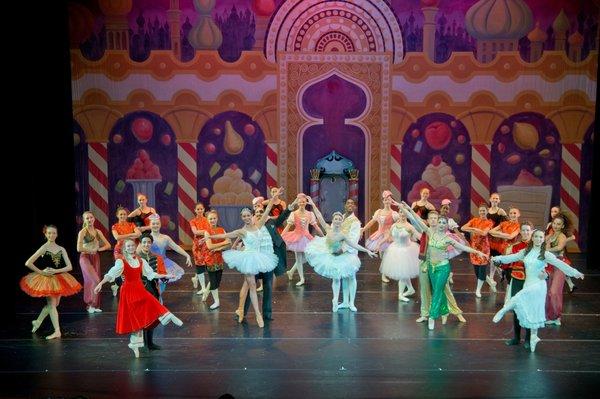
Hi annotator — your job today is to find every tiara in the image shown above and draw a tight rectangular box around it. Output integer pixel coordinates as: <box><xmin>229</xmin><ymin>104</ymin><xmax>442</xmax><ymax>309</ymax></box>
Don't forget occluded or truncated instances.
<box><xmin>148</xmin><ymin>213</ymin><xmax>160</xmax><ymax>220</ymax></box>
<box><xmin>240</xmin><ymin>207</ymin><xmax>252</xmax><ymax>214</ymax></box>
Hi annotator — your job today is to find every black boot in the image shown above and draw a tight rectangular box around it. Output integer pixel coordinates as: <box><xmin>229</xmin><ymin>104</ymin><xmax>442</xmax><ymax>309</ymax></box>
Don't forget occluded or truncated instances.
<box><xmin>146</xmin><ymin>328</ymin><xmax>161</xmax><ymax>351</ymax></box>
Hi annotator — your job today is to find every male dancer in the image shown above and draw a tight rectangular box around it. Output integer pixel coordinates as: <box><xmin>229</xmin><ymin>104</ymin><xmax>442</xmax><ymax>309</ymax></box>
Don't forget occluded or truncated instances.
<box><xmin>504</xmin><ymin>221</ymin><xmax>533</xmax><ymax>348</ymax></box>
<box><xmin>338</xmin><ymin>198</ymin><xmax>362</xmax><ymax>309</ymax></box>
<box><xmin>241</xmin><ymin>193</ymin><xmax>297</xmax><ymax>321</ymax></box>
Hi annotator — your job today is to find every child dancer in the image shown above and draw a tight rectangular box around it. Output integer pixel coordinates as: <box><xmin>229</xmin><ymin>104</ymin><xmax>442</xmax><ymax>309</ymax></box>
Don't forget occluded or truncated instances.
<box><xmin>111</xmin><ymin>207</ymin><xmax>141</xmax><ymax>296</ymax></box>
<box><xmin>282</xmin><ymin>193</ymin><xmax>323</xmax><ymax>286</ymax></box>
<box><xmin>461</xmin><ymin>204</ymin><xmax>494</xmax><ymax>297</ymax></box>
<box><xmin>305</xmin><ymin>198</ymin><xmax>377</xmax><ymax>312</ymax></box>
<box><xmin>147</xmin><ymin>214</ymin><xmax>191</xmax><ymax>293</ymax></box>
<box><xmin>487</xmin><ymin>193</ymin><xmax>507</xmax><ymax>285</ymax></box>
<box><xmin>94</xmin><ymin>239</ymin><xmax>183</xmax><ymax>357</ymax></box>
<box><xmin>379</xmin><ymin>207</ymin><xmax>421</xmax><ymax>302</ymax></box>
<box><xmin>361</xmin><ymin>190</ymin><xmax>399</xmax><ymax>283</ymax></box>
<box><xmin>202</xmin><ymin>210</ymin><xmax>230</xmax><ymax>309</ymax></box>
<box><xmin>207</xmin><ymin>189</ymin><xmax>282</xmax><ymax>327</ymax></box>
<box><xmin>22</xmin><ymin>225</ymin><xmax>82</xmax><ymax>340</ymax></box>
<box><xmin>190</xmin><ymin>202</ymin><xmax>210</xmax><ymax>295</ymax></box>
<box><xmin>491</xmin><ymin>230</ymin><xmax>584</xmax><ymax>352</ymax></box>
<box><xmin>77</xmin><ymin>211</ymin><xmax>111</xmax><ymax>313</ymax></box>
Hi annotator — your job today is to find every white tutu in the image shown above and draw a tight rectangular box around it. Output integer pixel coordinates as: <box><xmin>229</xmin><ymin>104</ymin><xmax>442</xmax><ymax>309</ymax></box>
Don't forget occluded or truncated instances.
<box><xmin>507</xmin><ymin>279</ymin><xmax>547</xmax><ymax>329</ymax></box>
<box><xmin>305</xmin><ymin>236</ymin><xmax>361</xmax><ymax>279</ymax></box>
<box><xmin>223</xmin><ymin>249</ymin><xmax>278</xmax><ymax>275</ymax></box>
<box><xmin>379</xmin><ymin>241</ymin><xmax>420</xmax><ymax>280</ymax></box>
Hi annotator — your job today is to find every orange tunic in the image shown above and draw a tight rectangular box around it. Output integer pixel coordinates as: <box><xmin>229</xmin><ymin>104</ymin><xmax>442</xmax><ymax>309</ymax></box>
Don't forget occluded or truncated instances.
<box><xmin>204</xmin><ymin>226</ymin><xmax>226</xmax><ymax>271</ymax></box>
<box><xmin>493</xmin><ymin>220</ymin><xmax>520</xmax><ymax>255</ymax></box>
<box><xmin>466</xmin><ymin>217</ymin><xmax>494</xmax><ymax>265</ymax></box>
<box><xmin>190</xmin><ymin>216</ymin><xmax>210</xmax><ymax>265</ymax></box>
<box><xmin>112</xmin><ymin>221</ymin><xmax>138</xmax><ymax>259</ymax></box>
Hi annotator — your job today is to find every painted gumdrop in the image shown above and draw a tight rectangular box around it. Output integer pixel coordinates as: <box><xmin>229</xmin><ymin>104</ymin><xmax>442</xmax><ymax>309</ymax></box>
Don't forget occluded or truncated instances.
<box><xmin>512</xmin><ymin>122</ymin><xmax>539</xmax><ymax>150</ymax></box>
<box><xmin>73</xmin><ymin>133</ymin><xmax>80</xmax><ymax>146</ymax></box>
<box><xmin>132</xmin><ymin>118</ymin><xmax>153</xmax><ymax>143</ymax></box>
<box><xmin>224</xmin><ymin>120</ymin><xmax>244</xmax><ymax>155</ymax></box>
<box><xmin>424</xmin><ymin>121</ymin><xmax>452</xmax><ymax>150</ymax></box>
<box><xmin>539</xmin><ymin>149</ymin><xmax>550</xmax><ymax>158</ymax></box>
<box><xmin>160</xmin><ymin>215</ymin><xmax>170</xmax><ymax>227</ymax></box>
<box><xmin>167</xmin><ymin>221</ymin><xmax>176</xmax><ymax>231</ymax></box>
<box><xmin>252</xmin><ymin>188</ymin><xmax>261</xmax><ymax>197</ymax></box>
<box><xmin>431</xmin><ymin>155</ymin><xmax>443</xmax><ymax>166</ymax></box>
<box><xmin>546</xmin><ymin>160</ymin><xmax>555</xmax><ymax>171</ymax></box>
<box><xmin>204</xmin><ymin>143</ymin><xmax>216</xmax><ymax>154</ymax></box>
<box><xmin>414</xmin><ymin>140</ymin><xmax>423</xmax><ymax>153</ymax></box>
<box><xmin>500</xmin><ymin>125</ymin><xmax>510</xmax><ymax>134</ymax></box>
<box><xmin>200</xmin><ymin>188</ymin><xmax>210</xmax><ymax>198</ymax></box>
<box><xmin>455</xmin><ymin>153</ymin><xmax>465</xmax><ymax>164</ymax></box>
<box><xmin>161</xmin><ymin>134</ymin><xmax>172</xmax><ymax>146</ymax></box>
<box><xmin>150</xmin><ymin>165</ymin><xmax>161</xmax><ymax>179</ymax></box>
<box><xmin>506</xmin><ymin>153</ymin><xmax>521</xmax><ymax>165</ymax></box>
<box><xmin>450</xmin><ymin>120</ymin><xmax>457</xmax><ymax>128</ymax></box>
<box><xmin>497</xmin><ymin>143</ymin><xmax>506</xmax><ymax>154</ymax></box>
<box><xmin>457</xmin><ymin>135</ymin><xmax>466</xmax><ymax>144</ymax></box>
<box><xmin>213</xmin><ymin>127</ymin><xmax>222</xmax><ymax>135</ymax></box>
<box><xmin>545</xmin><ymin>135</ymin><xmax>555</xmax><ymax>144</ymax></box>
<box><xmin>411</xmin><ymin>129</ymin><xmax>420</xmax><ymax>138</ymax></box>
<box><xmin>533</xmin><ymin>166</ymin><xmax>542</xmax><ymax>176</ymax></box>
<box><xmin>244</xmin><ymin>123</ymin><xmax>256</xmax><ymax>136</ymax></box>
<box><xmin>113</xmin><ymin>134</ymin><xmax>123</xmax><ymax>144</ymax></box>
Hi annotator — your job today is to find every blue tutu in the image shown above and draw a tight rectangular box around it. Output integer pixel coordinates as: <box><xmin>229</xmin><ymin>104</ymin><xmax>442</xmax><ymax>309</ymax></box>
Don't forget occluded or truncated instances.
<box><xmin>305</xmin><ymin>236</ymin><xmax>361</xmax><ymax>279</ymax></box>
<box><xmin>164</xmin><ymin>258</ymin><xmax>185</xmax><ymax>283</ymax></box>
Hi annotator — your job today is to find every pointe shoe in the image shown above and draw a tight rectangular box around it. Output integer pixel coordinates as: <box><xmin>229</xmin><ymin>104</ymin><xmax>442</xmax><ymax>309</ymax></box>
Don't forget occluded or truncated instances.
<box><xmin>338</xmin><ymin>302</ymin><xmax>349</xmax><ymax>309</ymax></box>
<box><xmin>87</xmin><ymin>306</ymin><xmax>96</xmax><ymax>314</ymax></box>
<box><xmin>201</xmin><ymin>288</ymin><xmax>210</xmax><ymax>302</ymax></box>
<box><xmin>31</xmin><ymin>320</ymin><xmax>41</xmax><ymax>333</ymax></box>
<box><xmin>209</xmin><ymin>302</ymin><xmax>220</xmax><ymax>310</ymax></box>
<box><xmin>295</xmin><ymin>279</ymin><xmax>305</xmax><ymax>286</ymax></box>
<box><xmin>381</xmin><ymin>275</ymin><xmax>390</xmax><ymax>283</ymax></box>
<box><xmin>545</xmin><ymin>318</ymin><xmax>561</xmax><ymax>326</ymax></box>
<box><xmin>448</xmin><ymin>272</ymin><xmax>454</xmax><ymax>284</ymax></box>
<box><xmin>486</xmin><ymin>276</ymin><xmax>497</xmax><ymax>292</ymax></box>
<box><xmin>257</xmin><ymin>284</ymin><xmax>263</xmax><ymax>292</ymax></box>
<box><xmin>416</xmin><ymin>316</ymin><xmax>428</xmax><ymax>323</ymax></box>
<box><xmin>404</xmin><ymin>287</ymin><xmax>416</xmax><ymax>297</ymax></box>
<box><xmin>441</xmin><ymin>315</ymin><xmax>448</xmax><ymax>325</ymax></box>
<box><xmin>191</xmin><ymin>276</ymin><xmax>198</xmax><ymax>289</ymax></box>
<box><xmin>475</xmin><ymin>291</ymin><xmax>482</xmax><ymax>298</ymax></box>
<box><xmin>46</xmin><ymin>331</ymin><xmax>61</xmax><ymax>340</ymax></box>
<box><xmin>111</xmin><ymin>284</ymin><xmax>119</xmax><ymax>297</ymax></box>
<box><xmin>94</xmin><ymin>307</ymin><xmax>102</xmax><ymax>313</ymax></box>
<box><xmin>234</xmin><ymin>309</ymin><xmax>244</xmax><ymax>324</ymax></box>
<box><xmin>530</xmin><ymin>335</ymin><xmax>541</xmax><ymax>352</ymax></box>
<box><xmin>286</xmin><ymin>270</ymin><xmax>293</xmax><ymax>281</ymax></box>
<box><xmin>169</xmin><ymin>313</ymin><xmax>184</xmax><ymax>327</ymax></box>
<box><xmin>128</xmin><ymin>343</ymin><xmax>140</xmax><ymax>358</ymax></box>
<box><xmin>349</xmin><ymin>304</ymin><xmax>357</xmax><ymax>312</ymax></box>
<box><xmin>398</xmin><ymin>294</ymin><xmax>409</xmax><ymax>302</ymax></box>
<box><xmin>256</xmin><ymin>314</ymin><xmax>264</xmax><ymax>328</ymax></box>
<box><xmin>456</xmin><ymin>314</ymin><xmax>466</xmax><ymax>323</ymax></box>
<box><xmin>195</xmin><ymin>290</ymin><xmax>203</xmax><ymax>295</ymax></box>
<box><xmin>332</xmin><ymin>300</ymin><xmax>339</xmax><ymax>312</ymax></box>
<box><xmin>492</xmin><ymin>310</ymin><xmax>504</xmax><ymax>323</ymax></box>
<box><xmin>428</xmin><ymin>318</ymin><xmax>435</xmax><ymax>330</ymax></box>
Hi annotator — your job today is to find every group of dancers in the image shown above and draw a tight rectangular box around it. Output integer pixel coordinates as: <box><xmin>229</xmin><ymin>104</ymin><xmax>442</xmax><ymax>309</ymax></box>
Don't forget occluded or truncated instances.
<box><xmin>21</xmin><ymin>187</ymin><xmax>584</xmax><ymax>356</ymax></box>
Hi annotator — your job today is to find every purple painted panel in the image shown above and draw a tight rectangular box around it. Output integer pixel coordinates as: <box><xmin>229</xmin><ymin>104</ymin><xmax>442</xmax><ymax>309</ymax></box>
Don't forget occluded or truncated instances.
<box><xmin>401</xmin><ymin>114</ymin><xmax>471</xmax><ymax>224</ymax></box>
<box><xmin>300</xmin><ymin>74</ymin><xmax>367</xmax><ymax>220</ymax></box>
<box><xmin>491</xmin><ymin>113</ymin><xmax>561</xmax><ymax>208</ymax></box>
<box><xmin>579</xmin><ymin>123</ymin><xmax>594</xmax><ymax>250</ymax></box>
<box><xmin>107</xmin><ymin>112</ymin><xmax>178</xmax><ymax>241</ymax></box>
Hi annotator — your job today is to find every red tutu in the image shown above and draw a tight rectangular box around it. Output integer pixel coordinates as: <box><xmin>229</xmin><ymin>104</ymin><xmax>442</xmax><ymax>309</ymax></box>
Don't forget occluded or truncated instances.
<box><xmin>115</xmin><ymin>257</ymin><xmax>168</xmax><ymax>334</ymax></box>
<box><xmin>20</xmin><ymin>272</ymin><xmax>82</xmax><ymax>297</ymax></box>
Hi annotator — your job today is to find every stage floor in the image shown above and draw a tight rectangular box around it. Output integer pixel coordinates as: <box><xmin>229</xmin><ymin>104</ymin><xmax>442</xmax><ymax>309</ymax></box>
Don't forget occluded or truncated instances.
<box><xmin>2</xmin><ymin>253</ymin><xmax>599</xmax><ymax>398</ymax></box>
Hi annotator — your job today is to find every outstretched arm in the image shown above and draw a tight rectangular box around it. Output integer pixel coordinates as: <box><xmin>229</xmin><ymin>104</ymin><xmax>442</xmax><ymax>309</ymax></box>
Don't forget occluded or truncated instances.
<box><xmin>491</xmin><ymin>249</ymin><xmax>525</xmax><ymax>265</ymax></box>
<box><xmin>343</xmin><ymin>236</ymin><xmax>377</xmax><ymax>257</ymax></box>
<box><xmin>306</xmin><ymin>196</ymin><xmax>329</xmax><ymax>232</ymax></box>
<box><xmin>398</xmin><ymin>201</ymin><xmax>429</xmax><ymax>233</ymax></box>
<box><xmin>166</xmin><ymin>236</ymin><xmax>192</xmax><ymax>267</ymax></box>
<box><xmin>447</xmin><ymin>237</ymin><xmax>487</xmax><ymax>259</ymax></box>
<box><xmin>256</xmin><ymin>187</ymin><xmax>284</xmax><ymax>228</ymax></box>
<box><xmin>544</xmin><ymin>252</ymin><xmax>584</xmax><ymax>279</ymax></box>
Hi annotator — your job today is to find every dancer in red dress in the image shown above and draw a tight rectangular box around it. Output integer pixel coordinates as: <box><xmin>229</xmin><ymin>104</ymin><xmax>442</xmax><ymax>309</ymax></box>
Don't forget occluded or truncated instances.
<box><xmin>94</xmin><ymin>239</ymin><xmax>183</xmax><ymax>357</ymax></box>
<box><xmin>22</xmin><ymin>225</ymin><xmax>82</xmax><ymax>340</ymax></box>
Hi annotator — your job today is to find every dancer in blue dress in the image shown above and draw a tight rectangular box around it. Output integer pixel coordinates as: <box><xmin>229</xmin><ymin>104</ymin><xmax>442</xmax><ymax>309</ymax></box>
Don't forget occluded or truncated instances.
<box><xmin>304</xmin><ymin>197</ymin><xmax>377</xmax><ymax>312</ymax></box>
<box><xmin>491</xmin><ymin>229</ymin><xmax>584</xmax><ymax>352</ymax></box>
<box><xmin>206</xmin><ymin>188</ymin><xmax>283</xmax><ymax>327</ymax></box>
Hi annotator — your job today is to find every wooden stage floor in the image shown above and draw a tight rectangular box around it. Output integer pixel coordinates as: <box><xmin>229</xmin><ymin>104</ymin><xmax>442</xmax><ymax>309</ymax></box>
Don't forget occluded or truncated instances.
<box><xmin>2</xmin><ymin>253</ymin><xmax>599</xmax><ymax>398</ymax></box>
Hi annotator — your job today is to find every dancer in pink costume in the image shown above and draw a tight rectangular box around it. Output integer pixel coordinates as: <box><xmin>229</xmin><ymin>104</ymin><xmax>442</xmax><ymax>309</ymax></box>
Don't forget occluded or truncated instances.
<box><xmin>361</xmin><ymin>190</ymin><xmax>399</xmax><ymax>283</ymax></box>
<box><xmin>282</xmin><ymin>193</ymin><xmax>323</xmax><ymax>286</ymax></box>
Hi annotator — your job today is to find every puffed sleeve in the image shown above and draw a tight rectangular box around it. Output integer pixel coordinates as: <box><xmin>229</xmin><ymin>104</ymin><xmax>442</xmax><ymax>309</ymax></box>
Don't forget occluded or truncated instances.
<box><xmin>141</xmin><ymin>258</ymin><xmax>160</xmax><ymax>280</ymax></box>
<box><xmin>391</xmin><ymin>211</ymin><xmax>400</xmax><ymax>222</ymax></box>
<box><xmin>286</xmin><ymin>212</ymin><xmax>295</xmax><ymax>225</ymax></box>
<box><xmin>105</xmin><ymin>259</ymin><xmax>124</xmax><ymax>282</ymax></box>
<box><xmin>544</xmin><ymin>252</ymin><xmax>582</xmax><ymax>277</ymax></box>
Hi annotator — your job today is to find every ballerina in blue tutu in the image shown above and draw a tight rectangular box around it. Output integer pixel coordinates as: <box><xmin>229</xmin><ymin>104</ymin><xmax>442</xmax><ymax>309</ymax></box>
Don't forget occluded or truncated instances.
<box><xmin>304</xmin><ymin>196</ymin><xmax>377</xmax><ymax>312</ymax></box>
<box><xmin>206</xmin><ymin>188</ymin><xmax>283</xmax><ymax>328</ymax></box>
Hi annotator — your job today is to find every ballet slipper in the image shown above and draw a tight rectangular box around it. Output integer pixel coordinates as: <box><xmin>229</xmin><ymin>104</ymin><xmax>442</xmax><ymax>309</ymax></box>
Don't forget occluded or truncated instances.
<box><xmin>128</xmin><ymin>343</ymin><xmax>140</xmax><ymax>358</ymax></box>
<box><xmin>94</xmin><ymin>308</ymin><xmax>102</xmax><ymax>313</ymax></box>
<box><xmin>295</xmin><ymin>279</ymin><xmax>305</xmax><ymax>286</ymax></box>
<box><xmin>381</xmin><ymin>274</ymin><xmax>390</xmax><ymax>283</ymax></box>
<box><xmin>191</xmin><ymin>275</ymin><xmax>198</xmax><ymax>289</ymax></box>
<box><xmin>349</xmin><ymin>304</ymin><xmax>357</xmax><ymax>312</ymax></box>
<box><xmin>404</xmin><ymin>287</ymin><xmax>416</xmax><ymax>297</ymax></box>
<box><xmin>398</xmin><ymin>294</ymin><xmax>409</xmax><ymax>302</ymax></box>
<box><xmin>111</xmin><ymin>284</ymin><xmax>119</xmax><ymax>297</ymax></box>
<box><xmin>46</xmin><ymin>331</ymin><xmax>61</xmax><ymax>340</ymax></box>
<box><xmin>256</xmin><ymin>314</ymin><xmax>264</xmax><ymax>328</ymax></box>
<box><xmin>209</xmin><ymin>302</ymin><xmax>220</xmax><ymax>310</ymax></box>
<box><xmin>332</xmin><ymin>300</ymin><xmax>339</xmax><ymax>312</ymax></box>
<box><xmin>448</xmin><ymin>272</ymin><xmax>454</xmax><ymax>284</ymax></box>
<box><xmin>492</xmin><ymin>309</ymin><xmax>505</xmax><ymax>323</ymax></box>
<box><xmin>31</xmin><ymin>320</ymin><xmax>41</xmax><ymax>333</ymax></box>
<box><xmin>286</xmin><ymin>270</ymin><xmax>293</xmax><ymax>281</ymax></box>
<box><xmin>416</xmin><ymin>316</ymin><xmax>428</xmax><ymax>323</ymax></box>
<box><xmin>338</xmin><ymin>302</ymin><xmax>349</xmax><ymax>309</ymax></box>
<box><xmin>441</xmin><ymin>315</ymin><xmax>448</xmax><ymax>325</ymax></box>
<box><xmin>201</xmin><ymin>289</ymin><xmax>210</xmax><ymax>302</ymax></box>
<box><xmin>428</xmin><ymin>318</ymin><xmax>435</xmax><ymax>330</ymax></box>
<box><xmin>234</xmin><ymin>309</ymin><xmax>244</xmax><ymax>324</ymax></box>
<box><xmin>456</xmin><ymin>314</ymin><xmax>466</xmax><ymax>323</ymax></box>
<box><xmin>530</xmin><ymin>335</ymin><xmax>541</xmax><ymax>352</ymax></box>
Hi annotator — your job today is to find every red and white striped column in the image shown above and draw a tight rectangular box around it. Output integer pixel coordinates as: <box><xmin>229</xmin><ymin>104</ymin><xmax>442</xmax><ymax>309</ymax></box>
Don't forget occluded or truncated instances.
<box><xmin>560</xmin><ymin>143</ymin><xmax>581</xmax><ymax>248</ymax></box>
<box><xmin>390</xmin><ymin>144</ymin><xmax>402</xmax><ymax>200</ymax></box>
<box><xmin>87</xmin><ymin>142</ymin><xmax>109</xmax><ymax>235</ymax></box>
<box><xmin>471</xmin><ymin>144</ymin><xmax>491</xmax><ymax>215</ymax></box>
<box><xmin>266</xmin><ymin>142</ymin><xmax>278</xmax><ymax>189</ymax></box>
<box><xmin>177</xmin><ymin>142</ymin><xmax>197</xmax><ymax>246</ymax></box>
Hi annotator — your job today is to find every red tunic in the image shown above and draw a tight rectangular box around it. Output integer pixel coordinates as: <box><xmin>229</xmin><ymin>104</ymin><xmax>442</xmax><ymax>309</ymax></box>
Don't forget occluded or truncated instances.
<box><xmin>492</xmin><ymin>220</ymin><xmax>520</xmax><ymax>255</ymax></box>
<box><xmin>112</xmin><ymin>221</ymin><xmax>138</xmax><ymax>259</ymax></box>
<box><xmin>466</xmin><ymin>217</ymin><xmax>494</xmax><ymax>265</ymax></box>
<box><xmin>508</xmin><ymin>241</ymin><xmax>528</xmax><ymax>279</ymax></box>
<box><xmin>204</xmin><ymin>226</ymin><xmax>226</xmax><ymax>271</ymax></box>
<box><xmin>190</xmin><ymin>216</ymin><xmax>210</xmax><ymax>265</ymax></box>
<box><xmin>115</xmin><ymin>257</ymin><xmax>168</xmax><ymax>334</ymax></box>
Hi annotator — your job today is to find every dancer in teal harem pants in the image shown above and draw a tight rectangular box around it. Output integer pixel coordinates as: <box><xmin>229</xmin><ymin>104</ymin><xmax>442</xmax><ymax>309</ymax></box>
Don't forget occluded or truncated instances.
<box><xmin>427</xmin><ymin>260</ymin><xmax>451</xmax><ymax>319</ymax></box>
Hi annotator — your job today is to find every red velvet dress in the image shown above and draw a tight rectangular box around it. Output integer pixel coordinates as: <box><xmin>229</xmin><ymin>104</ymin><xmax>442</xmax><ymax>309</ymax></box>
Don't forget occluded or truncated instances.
<box><xmin>112</xmin><ymin>257</ymin><xmax>168</xmax><ymax>334</ymax></box>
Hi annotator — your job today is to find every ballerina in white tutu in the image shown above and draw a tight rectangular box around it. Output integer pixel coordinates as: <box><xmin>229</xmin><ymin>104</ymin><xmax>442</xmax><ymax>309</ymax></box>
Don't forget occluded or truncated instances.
<box><xmin>304</xmin><ymin>197</ymin><xmax>377</xmax><ymax>312</ymax></box>
<box><xmin>206</xmin><ymin>188</ymin><xmax>283</xmax><ymax>328</ymax></box>
<box><xmin>378</xmin><ymin>208</ymin><xmax>421</xmax><ymax>302</ymax></box>
<box><xmin>491</xmin><ymin>229</ymin><xmax>584</xmax><ymax>352</ymax></box>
